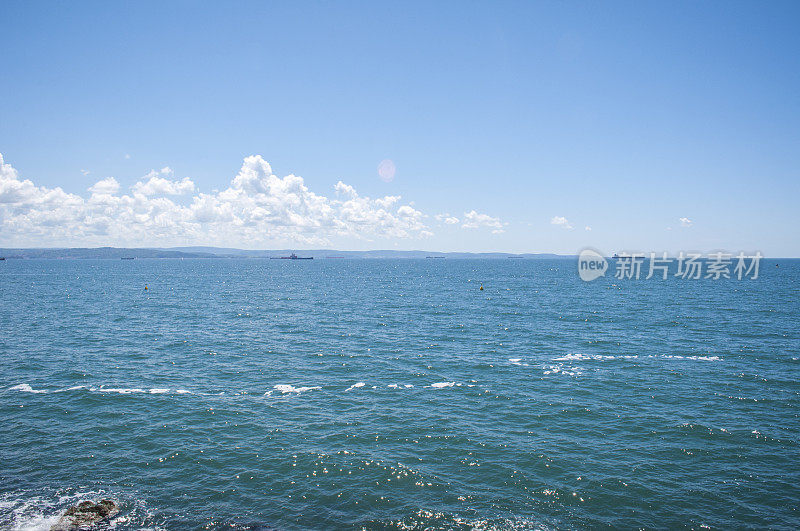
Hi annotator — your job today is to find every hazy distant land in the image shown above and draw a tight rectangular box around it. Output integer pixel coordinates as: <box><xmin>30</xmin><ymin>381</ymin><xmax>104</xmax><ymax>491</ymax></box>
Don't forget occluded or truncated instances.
<box><xmin>0</xmin><ymin>247</ymin><xmax>573</xmax><ymax>260</ymax></box>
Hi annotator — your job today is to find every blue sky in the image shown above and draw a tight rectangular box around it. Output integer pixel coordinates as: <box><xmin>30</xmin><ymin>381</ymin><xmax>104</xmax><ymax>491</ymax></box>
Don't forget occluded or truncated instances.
<box><xmin>1</xmin><ymin>1</ymin><xmax>799</xmax><ymax>255</ymax></box>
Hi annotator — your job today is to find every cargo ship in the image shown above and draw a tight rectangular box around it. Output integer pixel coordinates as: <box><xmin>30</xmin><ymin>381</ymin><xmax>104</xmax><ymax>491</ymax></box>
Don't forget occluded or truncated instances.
<box><xmin>271</xmin><ymin>253</ymin><xmax>313</xmax><ymax>260</ymax></box>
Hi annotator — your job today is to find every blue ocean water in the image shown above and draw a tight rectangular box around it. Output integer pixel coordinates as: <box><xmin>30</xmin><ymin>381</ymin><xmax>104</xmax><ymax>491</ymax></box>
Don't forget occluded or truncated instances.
<box><xmin>1</xmin><ymin>258</ymin><xmax>798</xmax><ymax>529</ymax></box>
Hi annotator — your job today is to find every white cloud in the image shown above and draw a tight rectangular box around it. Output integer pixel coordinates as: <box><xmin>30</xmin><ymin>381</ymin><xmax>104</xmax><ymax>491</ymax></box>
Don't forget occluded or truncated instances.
<box><xmin>0</xmin><ymin>153</ymin><xmax>444</xmax><ymax>247</ymax></box>
<box><xmin>679</xmin><ymin>217</ymin><xmax>692</xmax><ymax>227</ymax></box>
<box><xmin>81</xmin><ymin>169</ymin><xmax>90</xmax><ymax>176</ymax></box>
<box><xmin>334</xmin><ymin>181</ymin><xmax>358</xmax><ymax>199</ymax></box>
<box><xmin>550</xmin><ymin>216</ymin><xmax>573</xmax><ymax>230</ymax></box>
<box><xmin>132</xmin><ymin>167</ymin><xmax>195</xmax><ymax>196</ymax></box>
<box><xmin>584</xmin><ymin>225</ymin><xmax>592</xmax><ymax>231</ymax></box>
<box><xmin>435</xmin><ymin>213</ymin><xmax>460</xmax><ymax>225</ymax></box>
<box><xmin>124</xmin><ymin>154</ymin><xmax>131</xmax><ymax>160</ymax></box>
<box><xmin>462</xmin><ymin>210</ymin><xmax>505</xmax><ymax>232</ymax></box>
<box><xmin>88</xmin><ymin>177</ymin><xmax>120</xmax><ymax>195</ymax></box>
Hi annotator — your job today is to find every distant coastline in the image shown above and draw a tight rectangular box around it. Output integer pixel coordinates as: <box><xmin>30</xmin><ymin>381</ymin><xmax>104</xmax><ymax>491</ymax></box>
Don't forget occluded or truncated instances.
<box><xmin>0</xmin><ymin>247</ymin><xmax>575</xmax><ymax>260</ymax></box>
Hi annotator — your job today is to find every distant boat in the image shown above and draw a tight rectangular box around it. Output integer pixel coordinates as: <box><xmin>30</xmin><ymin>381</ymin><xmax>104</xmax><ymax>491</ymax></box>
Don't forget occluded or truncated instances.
<box><xmin>0</xmin><ymin>257</ymin><xmax>5</xmax><ymax>261</ymax></box>
<box><xmin>271</xmin><ymin>253</ymin><xmax>313</xmax><ymax>260</ymax></box>
<box><xmin>426</xmin><ymin>256</ymin><xmax>445</xmax><ymax>259</ymax></box>
<box><xmin>121</xmin><ymin>257</ymin><xmax>135</xmax><ymax>260</ymax></box>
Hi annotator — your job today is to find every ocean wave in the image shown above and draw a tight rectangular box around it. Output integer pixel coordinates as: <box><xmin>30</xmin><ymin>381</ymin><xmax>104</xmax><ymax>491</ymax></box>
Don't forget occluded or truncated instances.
<box><xmin>8</xmin><ymin>384</ymin><xmax>194</xmax><ymax>396</ymax></box>
<box><xmin>0</xmin><ymin>489</ymin><xmax>162</xmax><ymax>531</ymax></box>
<box><xmin>8</xmin><ymin>381</ymin><xmax>482</xmax><ymax>400</ymax></box>
<box><xmin>8</xmin><ymin>384</ymin><xmax>48</xmax><ymax>394</ymax></box>
<box><xmin>656</xmin><ymin>354</ymin><xmax>721</xmax><ymax>361</ymax></box>
<box><xmin>552</xmin><ymin>353</ymin><xmax>720</xmax><ymax>362</ymax></box>
<box><xmin>373</xmin><ymin>509</ymin><xmax>550</xmax><ymax>530</ymax></box>
<box><xmin>95</xmin><ymin>387</ymin><xmax>147</xmax><ymax>394</ymax></box>
<box><xmin>543</xmin><ymin>364</ymin><xmax>582</xmax><ymax>376</ymax></box>
<box><xmin>265</xmin><ymin>384</ymin><xmax>322</xmax><ymax>397</ymax></box>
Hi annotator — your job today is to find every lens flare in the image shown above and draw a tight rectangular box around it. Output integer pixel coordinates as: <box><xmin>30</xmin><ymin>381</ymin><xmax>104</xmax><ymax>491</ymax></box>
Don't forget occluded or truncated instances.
<box><xmin>377</xmin><ymin>159</ymin><xmax>396</xmax><ymax>182</ymax></box>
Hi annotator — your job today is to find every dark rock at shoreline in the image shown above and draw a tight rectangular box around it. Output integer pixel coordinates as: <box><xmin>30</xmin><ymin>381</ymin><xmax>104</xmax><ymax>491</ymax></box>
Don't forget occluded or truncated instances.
<box><xmin>50</xmin><ymin>499</ymin><xmax>118</xmax><ymax>530</ymax></box>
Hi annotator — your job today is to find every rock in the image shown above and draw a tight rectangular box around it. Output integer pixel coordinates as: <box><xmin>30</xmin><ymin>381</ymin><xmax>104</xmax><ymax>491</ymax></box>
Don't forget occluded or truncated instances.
<box><xmin>50</xmin><ymin>499</ymin><xmax>118</xmax><ymax>530</ymax></box>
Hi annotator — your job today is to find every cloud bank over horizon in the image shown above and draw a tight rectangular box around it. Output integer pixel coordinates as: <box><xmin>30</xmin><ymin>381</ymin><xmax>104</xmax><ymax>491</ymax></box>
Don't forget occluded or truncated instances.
<box><xmin>0</xmin><ymin>153</ymin><xmax>505</xmax><ymax>248</ymax></box>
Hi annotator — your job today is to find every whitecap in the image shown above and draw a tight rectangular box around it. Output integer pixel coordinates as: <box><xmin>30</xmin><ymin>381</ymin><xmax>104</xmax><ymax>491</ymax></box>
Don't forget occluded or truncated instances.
<box><xmin>9</xmin><ymin>384</ymin><xmax>47</xmax><ymax>394</ymax></box>
<box><xmin>149</xmin><ymin>388</ymin><xmax>169</xmax><ymax>394</ymax></box>
<box><xmin>266</xmin><ymin>384</ymin><xmax>321</xmax><ymax>396</ymax></box>
<box><xmin>96</xmin><ymin>388</ymin><xmax>145</xmax><ymax>394</ymax></box>
<box><xmin>543</xmin><ymin>364</ymin><xmax>582</xmax><ymax>376</ymax></box>
<box><xmin>345</xmin><ymin>382</ymin><xmax>365</xmax><ymax>392</ymax></box>
<box><xmin>553</xmin><ymin>353</ymin><xmax>634</xmax><ymax>361</ymax></box>
<box><xmin>430</xmin><ymin>382</ymin><xmax>455</xmax><ymax>389</ymax></box>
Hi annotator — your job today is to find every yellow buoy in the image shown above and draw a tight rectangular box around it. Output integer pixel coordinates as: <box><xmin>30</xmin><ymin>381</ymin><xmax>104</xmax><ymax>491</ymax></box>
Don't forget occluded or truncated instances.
<box><xmin>479</xmin><ymin>285</ymin><xmax>484</xmax><ymax>291</ymax></box>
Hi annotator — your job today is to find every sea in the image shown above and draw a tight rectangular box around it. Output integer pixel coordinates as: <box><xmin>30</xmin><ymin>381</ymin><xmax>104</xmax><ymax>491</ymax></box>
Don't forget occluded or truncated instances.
<box><xmin>1</xmin><ymin>258</ymin><xmax>798</xmax><ymax>529</ymax></box>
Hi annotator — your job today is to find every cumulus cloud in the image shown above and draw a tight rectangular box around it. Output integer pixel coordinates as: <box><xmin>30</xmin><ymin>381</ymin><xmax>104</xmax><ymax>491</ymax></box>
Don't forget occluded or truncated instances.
<box><xmin>550</xmin><ymin>216</ymin><xmax>573</xmax><ymax>230</ymax></box>
<box><xmin>0</xmin><ymin>153</ymin><xmax>440</xmax><ymax>247</ymax></box>
<box><xmin>132</xmin><ymin>167</ymin><xmax>195</xmax><ymax>196</ymax></box>
<box><xmin>679</xmin><ymin>217</ymin><xmax>692</xmax><ymax>227</ymax></box>
<box><xmin>88</xmin><ymin>177</ymin><xmax>120</xmax><ymax>195</ymax></box>
<box><xmin>435</xmin><ymin>213</ymin><xmax>460</xmax><ymax>225</ymax></box>
<box><xmin>462</xmin><ymin>210</ymin><xmax>505</xmax><ymax>232</ymax></box>
<box><xmin>334</xmin><ymin>181</ymin><xmax>358</xmax><ymax>199</ymax></box>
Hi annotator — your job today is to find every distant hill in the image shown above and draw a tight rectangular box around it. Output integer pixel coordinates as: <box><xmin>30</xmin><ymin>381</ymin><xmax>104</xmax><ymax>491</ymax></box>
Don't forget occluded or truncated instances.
<box><xmin>162</xmin><ymin>248</ymin><xmax>573</xmax><ymax>259</ymax></box>
<box><xmin>0</xmin><ymin>247</ymin><xmax>217</xmax><ymax>259</ymax></box>
<box><xmin>0</xmin><ymin>247</ymin><xmax>575</xmax><ymax>260</ymax></box>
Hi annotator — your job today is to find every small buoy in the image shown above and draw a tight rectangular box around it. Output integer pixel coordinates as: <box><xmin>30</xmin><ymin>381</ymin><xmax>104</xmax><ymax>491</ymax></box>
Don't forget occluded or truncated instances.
<box><xmin>480</xmin><ymin>285</ymin><xmax>484</xmax><ymax>291</ymax></box>
<box><xmin>144</xmin><ymin>285</ymin><xmax>149</xmax><ymax>291</ymax></box>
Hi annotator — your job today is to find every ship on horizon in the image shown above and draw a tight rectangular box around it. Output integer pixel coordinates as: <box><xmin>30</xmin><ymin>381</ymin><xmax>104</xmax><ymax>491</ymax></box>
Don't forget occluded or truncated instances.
<box><xmin>270</xmin><ymin>253</ymin><xmax>313</xmax><ymax>260</ymax></box>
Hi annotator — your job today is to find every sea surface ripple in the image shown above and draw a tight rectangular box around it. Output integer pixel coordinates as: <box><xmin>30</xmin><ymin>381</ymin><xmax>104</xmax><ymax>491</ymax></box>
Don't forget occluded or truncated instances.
<box><xmin>1</xmin><ymin>258</ymin><xmax>799</xmax><ymax>529</ymax></box>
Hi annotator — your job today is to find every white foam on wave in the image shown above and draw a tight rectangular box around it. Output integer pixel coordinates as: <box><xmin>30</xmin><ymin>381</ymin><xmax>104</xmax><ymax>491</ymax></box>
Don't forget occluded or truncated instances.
<box><xmin>95</xmin><ymin>387</ymin><xmax>146</xmax><ymax>394</ymax></box>
<box><xmin>1</xmin><ymin>501</ymin><xmax>61</xmax><ymax>530</ymax></box>
<box><xmin>553</xmin><ymin>353</ymin><xmax>638</xmax><ymax>361</ymax></box>
<box><xmin>345</xmin><ymin>382</ymin><xmax>365</xmax><ymax>392</ymax></box>
<box><xmin>553</xmin><ymin>353</ymin><xmax>721</xmax><ymax>362</ymax></box>
<box><xmin>9</xmin><ymin>384</ymin><xmax>47</xmax><ymax>394</ymax></box>
<box><xmin>0</xmin><ymin>490</ymin><xmax>108</xmax><ymax>531</ymax></box>
<box><xmin>543</xmin><ymin>364</ymin><xmax>582</xmax><ymax>376</ymax></box>
<box><xmin>655</xmin><ymin>354</ymin><xmax>721</xmax><ymax>361</ymax></box>
<box><xmin>10</xmin><ymin>384</ymin><xmax>196</xmax><ymax>397</ymax></box>
<box><xmin>265</xmin><ymin>384</ymin><xmax>322</xmax><ymax>397</ymax></box>
<box><xmin>429</xmin><ymin>382</ymin><xmax>456</xmax><ymax>389</ymax></box>
<box><xmin>387</xmin><ymin>384</ymin><xmax>415</xmax><ymax>389</ymax></box>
